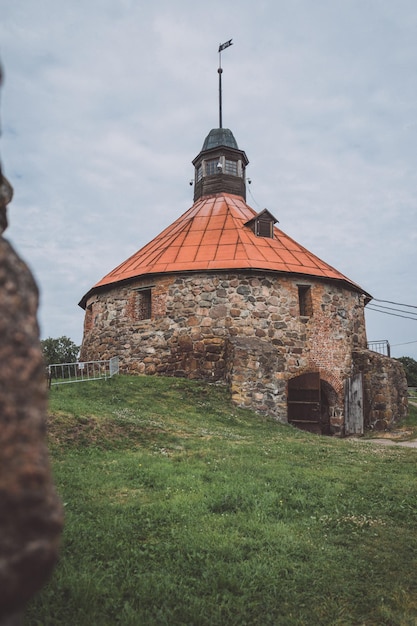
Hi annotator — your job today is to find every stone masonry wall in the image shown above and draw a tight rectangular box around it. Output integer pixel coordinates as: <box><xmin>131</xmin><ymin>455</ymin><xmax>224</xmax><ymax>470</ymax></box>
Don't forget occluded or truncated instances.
<box><xmin>81</xmin><ymin>271</ymin><xmax>368</xmax><ymax>422</ymax></box>
<box><xmin>352</xmin><ymin>349</ymin><xmax>408</xmax><ymax>430</ymax></box>
<box><xmin>225</xmin><ymin>337</ymin><xmax>287</xmax><ymax>419</ymax></box>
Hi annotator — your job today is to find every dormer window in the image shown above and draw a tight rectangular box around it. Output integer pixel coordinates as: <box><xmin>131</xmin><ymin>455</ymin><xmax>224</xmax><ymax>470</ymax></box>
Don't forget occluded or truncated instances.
<box><xmin>245</xmin><ymin>209</ymin><xmax>278</xmax><ymax>239</ymax></box>
<box><xmin>257</xmin><ymin>218</ymin><xmax>274</xmax><ymax>238</ymax></box>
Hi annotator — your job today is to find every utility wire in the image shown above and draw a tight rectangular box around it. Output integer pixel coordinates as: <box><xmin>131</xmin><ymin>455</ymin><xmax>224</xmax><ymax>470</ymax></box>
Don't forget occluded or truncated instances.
<box><xmin>366</xmin><ymin>306</ymin><xmax>417</xmax><ymax>321</ymax></box>
<box><xmin>373</xmin><ymin>298</ymin><xmax>417</xmax><ymax>310</ymax></box>
<box><xmin>247</xmin><ymin>184</ymin><xmax>261</xmax><ymax>209</ymax></box>
<box><xmin>391</xmin><ymin>339</ymin><xmax>417</xmax><ymax>347</ymax></box>
<box><xmin>367</xmin><ymin>299</ymin><xmax>417</xmax><ymax>349</ymax></box>
<box><xmin>367</xmin><ymin>302</ymin><xmax>417</xmax><ymax>317</ymax></box>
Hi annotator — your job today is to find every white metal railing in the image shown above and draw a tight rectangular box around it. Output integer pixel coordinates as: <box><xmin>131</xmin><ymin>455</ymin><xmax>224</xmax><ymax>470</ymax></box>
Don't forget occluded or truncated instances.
<box><xmin>367</xmin><ymin>340</ymin><xmax>391</xmax><ymax>357</ymax></box>
<box><xmin>48</xmin><ymin>357</ymin><xmax>119</xmax><ymax>386</ymax></box>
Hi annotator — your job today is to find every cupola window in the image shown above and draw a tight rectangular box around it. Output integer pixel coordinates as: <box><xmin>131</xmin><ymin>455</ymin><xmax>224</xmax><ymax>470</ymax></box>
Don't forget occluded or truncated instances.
<box><xmin>196</xmin><ymin>165</ymin><xmax>203</xmax><ymax>182</ymax></box>
<box><xmin>224</xmin><ymin>159</ymin><xmax>238</xmax><ymax>175</ymax></box>
<box><xmin>205</xmin><ymin>159</ymin><xmax>220</xmax><ymax>176</ymax></box>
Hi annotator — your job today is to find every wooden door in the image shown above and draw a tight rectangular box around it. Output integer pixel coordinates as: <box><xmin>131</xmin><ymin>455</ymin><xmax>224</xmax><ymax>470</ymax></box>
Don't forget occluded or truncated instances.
<box><xmin>288</xmin><ymin>373</ymin><xmax>321</xmax><ymax>434</ymax></box>
<box><xmin>344</xmin><ymin>373</ymin><xmax>363</xmax><ymax>435</ymax></box>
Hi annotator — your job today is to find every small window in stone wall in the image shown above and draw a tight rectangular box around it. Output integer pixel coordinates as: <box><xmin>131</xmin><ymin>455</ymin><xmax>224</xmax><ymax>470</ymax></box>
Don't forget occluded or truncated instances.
<box><xmin>137</xmin><ymin>288</ymin><xmax>152</xmax><ymax>320</ymax></box>
<box><xmin>85</xmin><ymin>305</ymin><xmax>93</xmax><ymax>331</ymax></box>
<box><xmin>298</xmin><ymin>285</ymin><xmax>313</xmax><ymax>317</ymax></box>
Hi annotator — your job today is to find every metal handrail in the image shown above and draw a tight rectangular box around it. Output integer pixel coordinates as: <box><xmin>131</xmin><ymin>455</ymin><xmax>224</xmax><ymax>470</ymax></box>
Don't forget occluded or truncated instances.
<box><xmin>367</xmin><ymin>340</ymin><xmax>391</xmax><ymax>357</ymax></box>
<box><xmin>47</xmin><ymin>357</ymin><xmax>119</xmax><ymax>386</ymax></box>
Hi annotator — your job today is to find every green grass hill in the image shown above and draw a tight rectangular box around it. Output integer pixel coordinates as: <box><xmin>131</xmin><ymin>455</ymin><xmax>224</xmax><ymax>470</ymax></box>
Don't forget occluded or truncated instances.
<box><xmin>27</xmin><ymin>375</ymin><xmax>417</xmax><ymax>625</ymax></box>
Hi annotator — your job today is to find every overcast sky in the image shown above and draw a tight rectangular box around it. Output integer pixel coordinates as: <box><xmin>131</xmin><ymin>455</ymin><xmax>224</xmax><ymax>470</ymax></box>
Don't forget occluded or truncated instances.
<box><xmin>1</xmin><ymin>0</ymin><xmax>416</xmax><ymax>360</ymax></box>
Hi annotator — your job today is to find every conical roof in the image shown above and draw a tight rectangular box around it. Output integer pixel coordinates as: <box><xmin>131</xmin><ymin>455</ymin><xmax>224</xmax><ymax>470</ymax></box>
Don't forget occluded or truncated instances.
<box><xmin>79</xmin><ymin>192</ymin><xmax>370</xmax><ymax>307</ymax></box>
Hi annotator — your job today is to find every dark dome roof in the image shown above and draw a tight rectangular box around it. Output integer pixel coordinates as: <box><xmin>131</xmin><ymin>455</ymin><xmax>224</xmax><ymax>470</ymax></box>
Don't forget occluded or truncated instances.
<box><xmin>201</xmin><ymin>128</ymin><xmax>239</xmax><ymax>151</ymax></box>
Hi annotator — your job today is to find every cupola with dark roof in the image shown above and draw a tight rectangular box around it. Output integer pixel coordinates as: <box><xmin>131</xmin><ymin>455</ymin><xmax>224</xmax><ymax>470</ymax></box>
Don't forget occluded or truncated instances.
<box><xmin>192</xmin><ymin>127</ymin><xmax>249</xmax><ymax>201</ymax></box>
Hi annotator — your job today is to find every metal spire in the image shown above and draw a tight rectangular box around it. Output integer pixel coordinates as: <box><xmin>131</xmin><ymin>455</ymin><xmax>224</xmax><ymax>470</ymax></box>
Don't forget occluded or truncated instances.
<box><xmin>218</xmin><ymin>39</ymin><xmax>233</xmax><ymax>129</ymax></box>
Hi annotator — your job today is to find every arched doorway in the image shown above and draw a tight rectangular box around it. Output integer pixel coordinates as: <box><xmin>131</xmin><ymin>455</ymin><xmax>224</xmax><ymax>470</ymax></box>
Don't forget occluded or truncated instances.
<box><xmin>287</xmin><ymin>373</ymin><xmax>333</xmax><ymax>435</ymax></box>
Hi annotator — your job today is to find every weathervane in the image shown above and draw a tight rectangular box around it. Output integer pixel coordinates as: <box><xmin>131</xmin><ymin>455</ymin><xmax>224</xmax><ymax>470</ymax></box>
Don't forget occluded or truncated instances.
<box><xmin>218</xmin><ymin>39</ymin><xmax>233</xmax><ymax>129</ymax></box>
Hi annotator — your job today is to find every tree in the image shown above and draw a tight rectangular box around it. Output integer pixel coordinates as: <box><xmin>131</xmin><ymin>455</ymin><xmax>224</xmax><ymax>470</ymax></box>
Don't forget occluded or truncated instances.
<box><xmin>41</xmin><ymin>336</ymin><xmax>80</xmax><ymax>366</ymax></box>
<box><xmin>397</xmin><ymin>356</ymin><xmax>417</xmax><ymax>387</ymax></box>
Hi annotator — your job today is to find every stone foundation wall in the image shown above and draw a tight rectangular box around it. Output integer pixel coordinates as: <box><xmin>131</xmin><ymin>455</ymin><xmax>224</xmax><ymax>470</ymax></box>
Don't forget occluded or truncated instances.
<box><xmin>352</xmin><ymin>349</ymin><xmax>408</xmax><ymax>430</ymax></box>
<box><xmin>81</xmin><ymin>271</ymin><xmax>367</xmax><ymax>422</ymax></box>
<box><xmin>226</xmin><ymin>336</ymin><xmax>346</xmax><ymax>430</ymax></box>
<box><xmin>226</xmin><ymin>337</ymin><xmax>287</xmax><ymax>420</ymax></box>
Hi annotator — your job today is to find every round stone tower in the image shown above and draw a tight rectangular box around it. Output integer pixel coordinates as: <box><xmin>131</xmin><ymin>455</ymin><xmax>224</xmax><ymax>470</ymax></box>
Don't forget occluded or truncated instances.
<box><xmin>79</xmin><ymin>121</ymin><xmax>376</xmax><ymax>435</ymax></box>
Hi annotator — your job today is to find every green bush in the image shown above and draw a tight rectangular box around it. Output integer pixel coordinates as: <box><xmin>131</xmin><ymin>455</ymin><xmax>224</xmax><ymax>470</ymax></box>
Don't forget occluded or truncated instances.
<box><xmin>41</xmin><ymin>336</ymin><xmax>80</xmax><ymax>366</ymax></box>
<box><xmin>397</xmin><ymin>356</ymin><xmax>417</xmax><ymax>387</ymax></box>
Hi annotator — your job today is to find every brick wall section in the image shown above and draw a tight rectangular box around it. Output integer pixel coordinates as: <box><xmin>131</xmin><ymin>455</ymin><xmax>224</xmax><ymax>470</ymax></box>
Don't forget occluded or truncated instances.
<box><xmin>81</xmin><ymin>271</ymin><xmax>368</xmax><ymax>423</ymax></box>
<box><xmin>352</xmin><ymin>349</ymin><xmax>408</xmax><ymax>430</ymax></box>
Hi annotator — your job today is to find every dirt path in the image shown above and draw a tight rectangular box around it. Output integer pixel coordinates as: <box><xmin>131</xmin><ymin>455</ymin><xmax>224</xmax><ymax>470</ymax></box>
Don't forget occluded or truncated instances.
<box><xmin>349</xmin><ymin>398</ymin><xmax>417</xmax><ymax>447</ymax></box>
<box><xmin>353</xmin><ymin>438</ymin><xmax>417</xmax><ymax>448</ymax></box>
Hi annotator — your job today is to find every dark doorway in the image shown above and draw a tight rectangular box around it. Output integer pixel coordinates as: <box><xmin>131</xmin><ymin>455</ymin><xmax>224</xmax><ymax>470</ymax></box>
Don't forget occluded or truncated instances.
<box><xmin>288</xmin><ymin>373</ymin><xmax>332</xmax><ymax>435</ymax></box>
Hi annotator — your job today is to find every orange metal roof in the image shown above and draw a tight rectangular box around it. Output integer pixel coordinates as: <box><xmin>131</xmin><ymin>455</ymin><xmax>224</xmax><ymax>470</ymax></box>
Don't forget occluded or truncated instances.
<box><xmin>80</xmin><ymin>193</ymin><xmax>369</xmax><ymax>306</ymax></box>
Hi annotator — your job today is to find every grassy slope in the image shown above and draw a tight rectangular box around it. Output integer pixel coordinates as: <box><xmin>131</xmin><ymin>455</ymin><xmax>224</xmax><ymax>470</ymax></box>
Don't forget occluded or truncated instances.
<box><xmin>26</xmin><ymin>376</ymin><xmax>417</xmax><ymax>626</ymax></box>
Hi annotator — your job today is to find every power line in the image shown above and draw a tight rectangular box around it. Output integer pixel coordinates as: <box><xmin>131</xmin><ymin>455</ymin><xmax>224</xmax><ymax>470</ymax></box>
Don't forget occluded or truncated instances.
<box><xmin>247</xmin><ymin>184</ymin><xmax>261</xmax><ymax>209</ymax></box>
<box><xmin>366</xmin><ymin>306</ymin><xmax>417</xmax><ymax>321</ymax></box>
<box><xmin>367</xmin><ymin>303</ymin><xmax>417</xmax><ymax>317</ymax></box>
<box><xmin>373</xmin><ymin>298</ymin><xmax>417</xmax><ymax>310</ymax></box>
<box><xmin>391</xmin><ymin>339</ymin><xmax>417</xmax><ymax>347</ymax></box>
<box><xmin>367</xmin><ymin>298</ymin><xmax>417</xmax><ymax>349</ymax></box>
